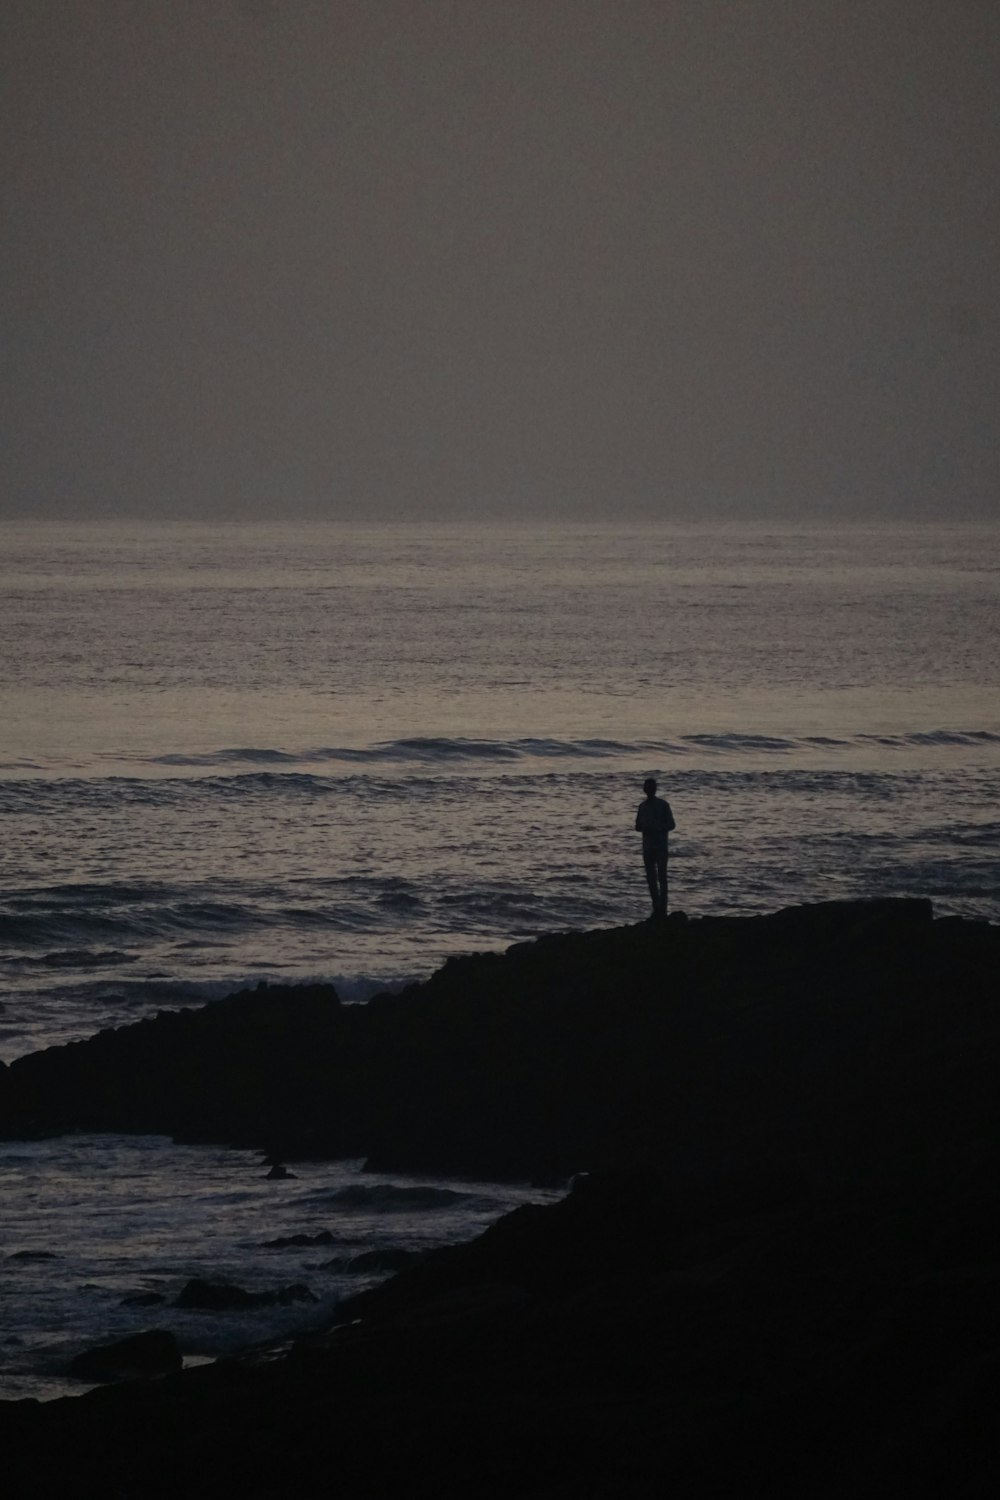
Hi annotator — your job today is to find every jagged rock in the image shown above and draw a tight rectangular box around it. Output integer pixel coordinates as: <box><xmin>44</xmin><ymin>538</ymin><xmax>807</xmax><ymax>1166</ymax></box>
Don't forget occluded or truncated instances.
<box><xmin>174</xmin><ymin>1279</ymin><xmax>316</xmax><ymax>1311</ymax></box>
<box><xmin>271</xmin><ymin>1282</ymin><xmax>316</xmax><ymax>1306</ymax></box>
<box><xmin>175</xmin><ymin>1278</ymin><xmax>252</xmax><ymax>1311</ymax></box>
<box><xmin>68</xmin><ymin>1329</ymin><xmax>181</xmax><ymax>1382</ymax></box>
<box><xmin>265</xmin><ymin>1163</ymin><xmax>296</xmax><ymax>1179</ymax></box>
<box><xmin>322</xmin><ymin>1247</ymin><xmax>424</xmax><ymax>1274</ymax></box>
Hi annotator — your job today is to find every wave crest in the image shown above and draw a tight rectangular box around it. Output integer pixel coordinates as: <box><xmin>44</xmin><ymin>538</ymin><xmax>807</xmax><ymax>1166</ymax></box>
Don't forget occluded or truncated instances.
<box><xmin>136</xmin><ymin>728</ymin><xmax>1000</xmax><ymax>772</ymax></box>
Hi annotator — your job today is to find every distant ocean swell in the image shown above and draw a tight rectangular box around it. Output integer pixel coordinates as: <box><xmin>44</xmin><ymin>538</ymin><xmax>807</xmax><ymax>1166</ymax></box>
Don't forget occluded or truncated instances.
<box><xmin>3</xmin><ymin>727</ymin><xmax>999</xmax><ymax>778</ymax></box>
<box><xmin>127</xmin><ymin>727</ymin><xmax>1000</xmax><ymax>765</ymax></box>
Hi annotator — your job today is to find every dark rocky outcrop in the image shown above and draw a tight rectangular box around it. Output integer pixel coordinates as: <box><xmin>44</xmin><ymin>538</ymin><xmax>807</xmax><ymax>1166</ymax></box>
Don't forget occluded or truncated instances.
<box><xmin>12</xmin><ymin>1164</ymin><xmax>1000</xmax><ymax>1495</ymax></box>
<box><xmin>68</xmin><ymin>1329</ymin><xmax>181</xmax><ymax>1383</ymax></box>
<box><xmin>1</xmin><ymin>901</ymin><xmax>999</xmax><ymax>1496</ymax></box>
<box><xmin>0</xmin><ymin>980</ymin><xmax>350</xmax><ymax>1152</ymax></box>
<box><xmin>3</xmin><ymin>898</ymin><xmax>994</xmax><ymax>1196</ymax></box>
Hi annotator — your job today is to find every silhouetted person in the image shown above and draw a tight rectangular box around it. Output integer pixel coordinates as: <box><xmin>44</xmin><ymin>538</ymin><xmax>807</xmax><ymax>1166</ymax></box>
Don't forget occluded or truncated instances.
<box><xmin>636</xmin><ymin>777</ymin><xmax>675</xmax><ymax>918</ymax></box>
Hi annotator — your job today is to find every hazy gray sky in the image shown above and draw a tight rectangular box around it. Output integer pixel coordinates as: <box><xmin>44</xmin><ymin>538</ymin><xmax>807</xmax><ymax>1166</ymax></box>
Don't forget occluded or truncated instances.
<box><xmin>2</xmin><ymin>0</ymin><xmax>997</xmax><ymax>520</ymax></box>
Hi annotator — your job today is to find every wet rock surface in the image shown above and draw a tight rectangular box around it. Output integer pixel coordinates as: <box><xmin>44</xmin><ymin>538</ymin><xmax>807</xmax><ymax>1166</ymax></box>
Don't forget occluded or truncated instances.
<box><xmin>173</xmin><ymin>1279</ymin><xmax>317</xmax><ymax>1311</ymax></box>
<box><xmin>322</xmin><ymin>1246</ymin><xmax>426</xmax><ymax>1274</ymax></box>
<box><xmin>2</xmin><ymin>901</ymin><xmax>999</xmax><ymax>1495</ymax></box>
<box><xmin>261</xmin><ymin>1230</ymin><xmax>335</xmax><ymax>1249</ymax></box>
<box><xmin>68</xmin><ymin>1329</ymin><xmax>181</xmax><ymax>1383</ymax></box>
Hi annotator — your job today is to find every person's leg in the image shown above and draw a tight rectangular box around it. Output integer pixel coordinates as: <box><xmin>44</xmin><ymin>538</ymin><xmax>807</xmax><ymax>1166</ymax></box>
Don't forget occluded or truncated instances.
<box><xmin>655</xmin><ymin>854</ymin><xmax>668</xmax><ymax>915</ymax></box>
<box><xmin>643</xmin><ymin>851</ymin><xmax>659</xmax><ymax>914</ymax></box>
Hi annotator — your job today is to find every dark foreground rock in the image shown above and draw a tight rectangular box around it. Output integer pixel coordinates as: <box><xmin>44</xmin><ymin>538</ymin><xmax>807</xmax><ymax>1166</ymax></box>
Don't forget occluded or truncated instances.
<box><xmin>5</xmin><ymin>1166</ymin><xmax>999</xmax><ymax>1496</ymax></box>
<box><xmin>68</xmin><ymin>1329</ymin><xmax>181</xmax><ymax>1383</ymax></box>
<box><xmin>1</xmin><ymin>901</ymin><xmax>999</xmax><ymax>1495</ymax></box>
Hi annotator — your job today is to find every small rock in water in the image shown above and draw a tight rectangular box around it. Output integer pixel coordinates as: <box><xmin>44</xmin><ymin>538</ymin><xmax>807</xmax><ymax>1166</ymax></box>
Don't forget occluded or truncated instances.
<box><xmin>265</xmin><ymin>1163</ymin><xmax>296</xmax><ymax>1180</ymax></box>
<box><xmin>174</xmin><ymin>1279</ymin><xmax>317</xmax><ymax>1311</ymax></box>
<box><xmin>323</xmin><ymin>1248</ymin><xmax>424</xmax><ymax>1274</ymax></box>
<box><xmin>175</xmin><ymin>1279</ymin><xmax>258</xmax><ymax>1311</ymax></box>
<box><xmin>273</xmin><ymin>1282</ymin><xmax>317</xmax><ymax>1305</ymax></box>
<box><xmin>69</xmin><ymin>1329</ymin><xmax>181</xmax><ymax>1382</ymax></box>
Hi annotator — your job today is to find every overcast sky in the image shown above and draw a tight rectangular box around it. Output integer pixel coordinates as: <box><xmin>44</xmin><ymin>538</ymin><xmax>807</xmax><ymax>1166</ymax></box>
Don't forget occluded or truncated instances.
<box><xmin>2</xmin><ymin>0</ymin><xmax>997</xmax><ymax>521</ymax></box>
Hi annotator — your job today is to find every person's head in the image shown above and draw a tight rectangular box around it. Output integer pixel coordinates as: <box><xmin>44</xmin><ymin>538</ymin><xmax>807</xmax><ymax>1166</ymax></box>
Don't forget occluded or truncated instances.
<box><xmin>643</xmin><ymin>778</ymin><xmax>657</xmax><ymax>798</ymax></box>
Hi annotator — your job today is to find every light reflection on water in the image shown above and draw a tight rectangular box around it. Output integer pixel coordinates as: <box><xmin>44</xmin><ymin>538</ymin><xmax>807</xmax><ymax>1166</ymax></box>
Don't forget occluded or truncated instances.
<box><xmin>0</xmin><ymin>519</ymin><xmax>997</xmax><ymax>769</ymax></box>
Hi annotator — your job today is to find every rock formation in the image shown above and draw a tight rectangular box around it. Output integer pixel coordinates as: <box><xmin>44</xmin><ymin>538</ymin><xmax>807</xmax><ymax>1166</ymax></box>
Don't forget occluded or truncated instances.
<box><xmin>1</xmin><ymin>901</ymin><xmax>998</xmax><ymax>1495</ymax></box>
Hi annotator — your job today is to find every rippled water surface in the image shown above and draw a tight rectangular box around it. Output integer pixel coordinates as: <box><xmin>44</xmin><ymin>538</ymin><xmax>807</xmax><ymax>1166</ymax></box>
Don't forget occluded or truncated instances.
<box><xmin>0</xmin><ymin>1134</ymin><xmax>556</xmax><ymax>1401</ymax></box>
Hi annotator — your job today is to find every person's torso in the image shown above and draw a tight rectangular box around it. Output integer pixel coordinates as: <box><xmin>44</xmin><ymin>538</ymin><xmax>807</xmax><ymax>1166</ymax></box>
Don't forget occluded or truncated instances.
<box><xmin>637</xmin><ymin>798</ymin><xmax>672</xmax><ymax>840</ymax></box>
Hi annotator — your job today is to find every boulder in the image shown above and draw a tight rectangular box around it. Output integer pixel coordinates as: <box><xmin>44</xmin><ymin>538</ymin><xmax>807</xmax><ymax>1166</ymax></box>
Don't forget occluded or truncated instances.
<box><xmin>174</xmin><ymin>1279</ymin><xmax>316</xmax><ymax>1311</ymax></box>
<box><xmin>322</xmin><ymin>1248</ymin><xmax>424</xmax><ymax>1274</ymax></box>
<box><xmin>69</xmin><ymin>1329</ymin><xmax>181</xmax><ymax>1382</ymax></box>
<box><xmin>175</xmin><ymin>1278</ymin><xmax>258</xmax><ymax>1311</ymax></box>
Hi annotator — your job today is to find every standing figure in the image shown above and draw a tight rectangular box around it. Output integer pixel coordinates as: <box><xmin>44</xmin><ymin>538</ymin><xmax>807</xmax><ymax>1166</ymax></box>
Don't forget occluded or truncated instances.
<box><xmin>635</xmin><ymin>777</ymin><xmax>675</xmax><ymax>918</ymax></box>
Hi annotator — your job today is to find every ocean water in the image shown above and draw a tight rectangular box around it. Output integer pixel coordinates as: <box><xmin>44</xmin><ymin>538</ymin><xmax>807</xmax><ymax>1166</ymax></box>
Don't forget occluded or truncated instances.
<box><xmin>1</xmin><ymin>518</ymin><xmax>998</xmax><ymax>1397</ymax></box>
<box><xmin>0</xmin><ymin>1136</ymin><xmax>557</xmax><ymax>1401</ymax></box>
